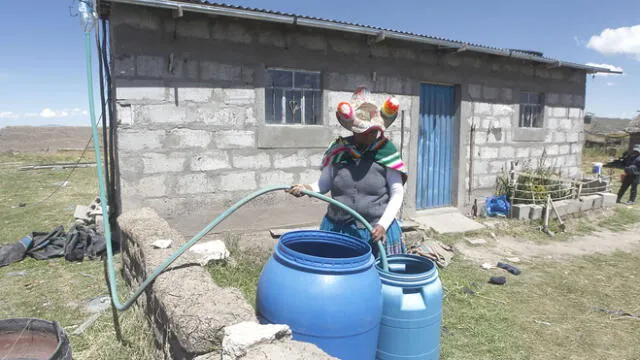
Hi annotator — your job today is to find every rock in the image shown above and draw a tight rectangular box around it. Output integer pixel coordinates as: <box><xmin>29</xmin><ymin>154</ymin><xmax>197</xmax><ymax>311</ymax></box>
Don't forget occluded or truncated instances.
<box><xmin>85</xmin><ymin>295</ymin><xmax>111</xmax><ymax>313</ymax></box>
<box><xmin>189</xmin><ymin>240</ymin><xmax>230</xmax><ymax>265</ymax></box>
<box><xmin>506</xmin><ymin>257</ymin><xmax>521</xmax><ymax>263</ymax></box>
<box><xmin>95</xmin><ymin>215</ymin><xmax>104</xmax><ymax>235</ymax></box>
<box><xmin>74</xmin><ymin>205</ymin><xmax>90</xmax><ymax>221</ymax></box>
<box><xmin>222</xmin><ymin>322</ymin><xmax>291</xmax><ymax>359</ymax></box>
<box><xmin>481</xmin><ymin>263</ymin><xmax>495</xmax><ymax>270</ymax></box>
<box><xmin>152</xmin><ymin>239</ymin><xmax>172</xmax><ymax>249</ymax></box>
<box><xmin>466</xmin><ymin>238</ymin><xmax>487</xmax><ymax>246</ymax></box>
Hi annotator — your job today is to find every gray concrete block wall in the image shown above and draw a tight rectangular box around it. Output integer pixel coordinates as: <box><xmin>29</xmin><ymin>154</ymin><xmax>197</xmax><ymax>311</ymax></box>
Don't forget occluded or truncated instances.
<box><xmin>461</xmin><ymin>83</ymin><xmax>584</xmax><ymax>204</ymax></box>
<box><xmin>110</xmin><ymin>3</ymin><xmax>586</xmax><ymax>219</ymax></box>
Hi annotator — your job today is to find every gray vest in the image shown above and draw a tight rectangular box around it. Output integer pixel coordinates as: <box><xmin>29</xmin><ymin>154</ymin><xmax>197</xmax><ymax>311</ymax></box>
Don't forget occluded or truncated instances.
<box><xmin>327</xmin><ymin>158</ymin><xmax>389</xmax><ymax>225</ymax></box>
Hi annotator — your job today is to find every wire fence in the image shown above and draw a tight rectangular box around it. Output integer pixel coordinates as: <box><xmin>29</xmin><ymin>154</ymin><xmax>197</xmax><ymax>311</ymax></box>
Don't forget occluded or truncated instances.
<box><xmin>508</xmin><ymin>171</ymin><xmax>612</xmax><ymax>205</ymax></box>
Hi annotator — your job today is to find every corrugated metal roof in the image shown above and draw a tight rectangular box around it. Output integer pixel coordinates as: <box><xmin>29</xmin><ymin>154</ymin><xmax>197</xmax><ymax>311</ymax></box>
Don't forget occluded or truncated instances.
<box><xmin>110</xmin><ymin>0</ymin><xmax>621</xmax><ymax>74</ymax></box>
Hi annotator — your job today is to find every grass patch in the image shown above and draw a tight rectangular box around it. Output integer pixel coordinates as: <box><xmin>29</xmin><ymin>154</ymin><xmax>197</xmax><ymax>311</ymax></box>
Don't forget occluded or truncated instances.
<box><xmin>440</xmin><ymin>252</ymin><xmax>640</xmax><ymax>360</ymax></box>
<box><xmin>0</xmin><ymin>152</ymin><xmax>158</xmax><ymax>360</ymax></box>
<box><xmin>207</xmin><ymin>245</ymin><xmax>269</xmax><ymax>309</ymax></box>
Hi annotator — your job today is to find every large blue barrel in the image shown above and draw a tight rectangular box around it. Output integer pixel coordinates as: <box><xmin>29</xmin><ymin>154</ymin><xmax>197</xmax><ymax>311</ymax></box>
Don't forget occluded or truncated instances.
<box><xmin>257</xmin><ymin>230</ymin><xmax>382</xmax><ymax>360</ymax></box>
<box><xmin>376</xmin><ymin>254</ymin><xmax>443</xmax><ymax>360</ymax></box>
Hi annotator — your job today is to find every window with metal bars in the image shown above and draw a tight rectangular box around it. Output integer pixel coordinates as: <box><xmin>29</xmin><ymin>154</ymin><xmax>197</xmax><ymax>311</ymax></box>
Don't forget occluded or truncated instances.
<box><xmin>265</xmin><ymin>69</ymin><xmax>322</xmax><ymax>125</ymax></box>
<box><xmin>519</xmin><ymin>91</ymin><xmax>545</xmax><ymax>128</ymax></box>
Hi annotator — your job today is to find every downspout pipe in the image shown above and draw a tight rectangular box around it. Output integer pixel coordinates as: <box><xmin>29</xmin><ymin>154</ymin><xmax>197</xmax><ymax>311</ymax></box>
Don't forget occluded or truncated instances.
<box><xmin>108</xmin><ymin>0</ymin><xmax>621</xmax><ymax>75</ymax></box>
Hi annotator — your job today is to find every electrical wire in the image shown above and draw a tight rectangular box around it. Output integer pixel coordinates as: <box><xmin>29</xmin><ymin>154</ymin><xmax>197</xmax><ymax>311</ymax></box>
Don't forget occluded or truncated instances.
<box><xmin>17</xmin><ymin>124</ymin><xmax>98</xmax><ymax>208</ymax></box>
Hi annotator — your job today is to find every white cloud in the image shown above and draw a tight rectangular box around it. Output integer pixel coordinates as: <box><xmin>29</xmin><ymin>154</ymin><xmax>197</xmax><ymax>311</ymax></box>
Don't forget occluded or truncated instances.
<box><xmin>606</xmin><ymin>82</ymin><xmax>615</xmax><ymax>86</ymax></box>
<box><xmin>573</xmin><ymin>36</ymin><xmax>585</xmax><ymax>46</ymax></box>
<box><xmin>587</xmin><ymin>24</ymin><xmax>640</xmax><ymax>60</ymax></box>
<box><xmin>24</xmin><ymin>112</ymin><xmax>39</xmax><ymax>117</ymax></box>
<box><xmin>0</xmin><ymin>111</ymin><xmax>19</xmax><ymax>119</ymax></box>
<box><xmin>39</xmin><ymin>108</ymin><xmax>57</xmax><ymax>118</ymax></box>
<box><xmin>585</xmin><ymin>62</ymin><xmax>624</xmax><ymax>76</ymax></box>
<box><xmin>60</xmin><ymin>111</ymin><xmax>69</xmax><ymax>117</ymax></box>
<box><xmin>82</xmin><ymin>110</ymin><xmax>88</xmax><ymax>116</ymax></box>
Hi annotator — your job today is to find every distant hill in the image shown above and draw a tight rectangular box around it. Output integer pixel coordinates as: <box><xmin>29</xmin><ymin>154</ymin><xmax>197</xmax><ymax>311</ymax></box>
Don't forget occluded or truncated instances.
<box><xmin>0</xmin><ymin>126</ymin><xmax>106</xmax><ymax>154</ymax></box>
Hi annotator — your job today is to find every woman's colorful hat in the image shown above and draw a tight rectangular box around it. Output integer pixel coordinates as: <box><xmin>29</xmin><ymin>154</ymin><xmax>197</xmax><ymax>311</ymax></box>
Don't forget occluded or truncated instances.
<box><xmin>336</xmin><ymin>87</ymin><xmax>399</xmax><ymax>133</ymax></box>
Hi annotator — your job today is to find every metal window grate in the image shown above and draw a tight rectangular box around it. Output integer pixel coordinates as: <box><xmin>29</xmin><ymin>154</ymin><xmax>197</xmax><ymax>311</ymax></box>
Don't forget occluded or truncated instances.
<box><xmin>265</xmin><ymin>69</ymin><xmax>322</xmax><ymax>125</ymax></box>
<box><xmin>519</xmin><ymin>91</ymin><xmax>544</xmax><ymax>128</ymax></box>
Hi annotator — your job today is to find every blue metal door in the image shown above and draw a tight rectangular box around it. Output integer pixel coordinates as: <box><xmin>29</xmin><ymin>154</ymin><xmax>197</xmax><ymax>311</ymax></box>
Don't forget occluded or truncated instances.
<box><xmin>416</xmin><ymin>84</ymin><xmax>456</xmax><ymax>209</ymax></box>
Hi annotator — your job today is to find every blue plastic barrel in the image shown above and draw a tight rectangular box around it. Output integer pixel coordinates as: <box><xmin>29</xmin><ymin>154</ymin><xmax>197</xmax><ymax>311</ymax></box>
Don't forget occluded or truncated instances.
<box><xmin>257</xmin><ymin>230</ymin><xmax>382</xmax><ymax>360</ymax></box>
<box><xmin>376</xmin><ymin>254</ymin><xmax>443</xmax><ymax>360</ymax></box>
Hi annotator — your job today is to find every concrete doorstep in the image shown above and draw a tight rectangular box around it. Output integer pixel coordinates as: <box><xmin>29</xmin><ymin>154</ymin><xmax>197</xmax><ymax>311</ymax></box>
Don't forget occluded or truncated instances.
<box><xmin>118</xmin><ymin>208</ymin><xmax>335</xmax><ymax>360</ymax></box>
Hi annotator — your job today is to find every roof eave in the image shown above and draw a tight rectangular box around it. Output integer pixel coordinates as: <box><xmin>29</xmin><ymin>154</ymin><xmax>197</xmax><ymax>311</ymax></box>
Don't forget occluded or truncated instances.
<box><xmin>108</xmin><ymin>0</ymin><xmax>616</xmax><ymax>73</ymax></box>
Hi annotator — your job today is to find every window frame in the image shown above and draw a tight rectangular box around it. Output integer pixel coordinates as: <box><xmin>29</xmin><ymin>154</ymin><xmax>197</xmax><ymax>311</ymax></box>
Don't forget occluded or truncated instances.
<box><xmin>518</xmin><ymin>91</ymin><xmax>545</xmax><ymax>128</ymax></box>
<box><xmin>264</xmin><ymin>68</ymin><xmax>323</xmax><ymax>126</ymax></box>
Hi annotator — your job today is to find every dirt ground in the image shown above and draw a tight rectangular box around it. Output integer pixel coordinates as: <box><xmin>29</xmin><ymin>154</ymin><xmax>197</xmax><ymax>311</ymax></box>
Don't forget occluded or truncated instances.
<box><xmin>0</xmin><ymin>126</ymin><xmax>98</xmax><ymax>154</ymax></box>
<box><xmin>456</xmin><ymin>223</ymin><xmax>640</xmax><ymax>264</ymax></box>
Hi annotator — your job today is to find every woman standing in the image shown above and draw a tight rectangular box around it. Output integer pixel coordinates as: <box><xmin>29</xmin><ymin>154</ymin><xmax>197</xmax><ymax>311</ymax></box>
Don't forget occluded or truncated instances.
<box><xmin>287</xmin><ymin>87</ymin><xmax>408</xmax><ymax>257</ymax></box>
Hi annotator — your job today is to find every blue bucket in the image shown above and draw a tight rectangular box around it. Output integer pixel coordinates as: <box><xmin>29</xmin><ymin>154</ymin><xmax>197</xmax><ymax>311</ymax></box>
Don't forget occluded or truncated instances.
<box><xmin>592</xmin><ymin>162</ymin><xmax>603</xmax><ymax>174</ymax></box>
<box><xmin>376</xmin><ymin>254</ymin><xmax>443</xmax><ymax>360</ymax></box>
<box><xmin>257</xmin><ymin>230</ymin><xmax>383</xmax><ymax>360</ymax></box>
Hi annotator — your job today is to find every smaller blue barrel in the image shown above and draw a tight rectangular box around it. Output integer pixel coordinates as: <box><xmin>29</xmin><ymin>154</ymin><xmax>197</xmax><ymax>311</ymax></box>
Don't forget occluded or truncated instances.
<box><xmin>376</xmin><ymin>254</ymin><xmax>443</xmax><ymax>360</ymax></box>
<box><xmin>257</xmin><ymin>230</ymin><xmax>382</xmax><ymax>360</ymax></box>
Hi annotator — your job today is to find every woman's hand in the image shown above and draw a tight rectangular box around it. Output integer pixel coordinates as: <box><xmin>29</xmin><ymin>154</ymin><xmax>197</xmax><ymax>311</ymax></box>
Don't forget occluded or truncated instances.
<box><xmin>371</xmin><ymin>224</ymin><xmax>386</xmax><ymax>244</ymax></box>
<box><xmin>286</xmin><ymin>184</ymin><xmax>311</xmax><ymax>197</ymax></box>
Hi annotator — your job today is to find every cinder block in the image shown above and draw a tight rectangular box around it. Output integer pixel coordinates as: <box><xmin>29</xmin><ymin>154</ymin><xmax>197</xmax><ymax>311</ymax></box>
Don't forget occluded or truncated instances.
<box><xmin>480</xmin><ymin>147</ymin><xmax>499</xmax><ymax>159</ymax></box>
<box><xmin>516</xmin><ymin>147</ymin><xmax>530</xmax><ymax>158</ymax></box>
<box><xmin>218</xmin><ymin>172</ymin><xmax>257</xmax><ymax>191</ymax></box>
<box><xmin>223</xmin><ymin>89</ymin><xmax>256</xmax><ymax>105</ymax></box>
<box><xmin>553</xmin><ymin>200</ymin><xmax>570</xmax><ymax>217</ymax></box>
<box><xmin>215</xmin><ymin>130</ymin><xmax>255</xmax><ymax>148</ymax></box>
<box><xmin>511</xmin><ymin>204</ymin><xmax>532</xmax><ymax>220</ymax></box>
<box><xmin>259</xmin><ymin>171</ymin><xmax>295</xmax><ymax>187</ymax></box>
<box><xmin>137</xmin><ymin>104</ymin><xmax>188</xmax><ymax>124</ymax></box>
<box><xmin>299</xmin><ymin>169</ymin><xmax>321</xmax><ymax>184</ymax></box>
<box><xmin>166</xmin><ymin>129</ymin><xmax>212</xmax><ymax>149</ymax></box>
<box><xmin>136</xmin><ymin>175</ymin><xmax>168</xmax><ymax>198</ymax></box>
<box><xmin>177</xmin><ymin>88</ymin><xmax>213</xmax><ymax>103</ymax></box>
<box><xmin>190</xmin><ymin>151</ymin><xmax>231</xmax><ymax>171</ymax></box>
<box><xmin>545</xmin><ymin>145</ymin><xmax>560</xmax><ymax>156</ymax></box>
<box><xmin>599</xmin><ymin>192</ymin><xmax>617</xmax><ymax>207</ymax></box>
<box><xmin>467</xmin><ymin>84</ymin><xmax>482</xmax><ymax>100</ymax></box>
<box><xmin>176</xmin><ymin>173</ymin><xmax>214</xmax><ymax>195</ymax></box>
<box><xmin>113</xmin><ymin>56</ymin><xmax>135</xmax><ymax>77</ymax></box>
<box><xmin>559</xmin><ymin>119</ymin><xmax>572</xmax><ymax>130</ymax></box>
<box><xmin>529</xmin><ymin>205</ymin><xmax>543</xmax><ymax>220</ymax></box>
<box><xmin>565</xmin><ymin>199</ymin><xmax>582</xmax><ymax>215</ymax></box>
<box><xmin>579</xmin><ymin>195</ymin><xmax>600</xmax><ymax>212</ymax></box>
<box><xmin>569</xmin><ymin>108</ymin><xmax>582</xmax><ymax>119</ymax></box>
<box><xmin>118</xmin><ymin>130</ymin><xmax>164</xmax><ymax>151</ymax></box>
<box><xmin>561</xmin><ymin>94</ymin><xmax>573</xmax><ymax>106</ymax></box>
<box><xmin>116</xmin><ymin>87</ymin><xmax>167</xmax><ymax>103</ymax></box>
<box><xmin>501</xmin><ymin>88</ymin><xmax>513</xmax><ymax>102</ymax></box>
<box><xmin>500</xmin><ymin>146</ymin><xmax>515</xmax><ymax>158</ymax></box>
<box><xmin>493</xmin><ymin>104</ymin><xmax>514</xmax><ymax>116</ymax></box>
<box><xmin>142</xmin><ymin>153</ymin><xmax>187</xmax><ymax>174</ymax></box>
<box><xmin>200</xmin><ymin>62</ymin><xmax>241</xmax><ymax>82</ymax></box>
<box><xmin>258</xmin><ymin>29</ymin><xmax>286</xmax><ymax>48</ymax></box>
<box><xmin>546</xmin><ymin>93</ymin><xmax>560</xmax><ymax>106</ymax></box>
<box><xmin>474</xmin><ymin>103</ymin><xmax>492</xmax><ymax>115</ymax></box>
<box><xmin>592</xmin><ymin>195</ymin><xmax>604</xmax><ymax>209</ymax></box>
<box><xmin>553</xmin><ymin>107</ymin><xmax>568</xmax><ymax>118</ymax></box>
<box><xmin>482</xmin><ymin>86</ymin><xmax>498</xmax><ymax>100</ymax></box>
<box><xmin>273</xmin><ymin>152</ymin><xmax>309</xmax><ymax>169</ymax></box>
<box><xmin>136</xmin><ymin>56</ymin><xmax>165</xmax><ymax>78</ymax></box>
<box><xmin>232</xmin><ymin>153</ymin><xmax>271</xmax><ymax>169</ymax></box>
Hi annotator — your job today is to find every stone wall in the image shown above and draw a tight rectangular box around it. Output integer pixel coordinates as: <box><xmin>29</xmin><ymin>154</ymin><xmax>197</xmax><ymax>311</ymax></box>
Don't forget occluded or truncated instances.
<box><xmin>110</xmin><ymin>3</ymin><xmax>586</xmax><ymax>221</ymax></box>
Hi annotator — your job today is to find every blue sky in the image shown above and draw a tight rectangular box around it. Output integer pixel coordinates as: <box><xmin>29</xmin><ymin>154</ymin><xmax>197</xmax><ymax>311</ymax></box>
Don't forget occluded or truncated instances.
<box><xmin>1</xmin><ymin>0</ymin><xmax>638</xmax><ymax>127</ymax></box>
